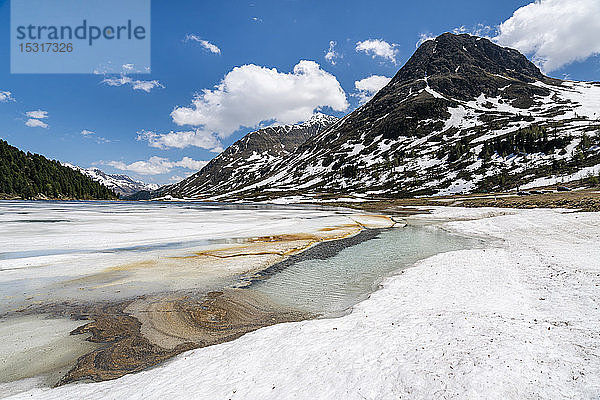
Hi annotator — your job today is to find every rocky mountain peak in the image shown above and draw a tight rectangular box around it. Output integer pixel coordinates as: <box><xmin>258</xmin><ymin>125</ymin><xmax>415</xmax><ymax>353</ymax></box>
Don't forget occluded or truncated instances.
<box><xmin>393</xmin><ymin>33</ymin><xmax>545</xmax><ymax>84</ymax></box>
<box><xmin>63</xmin><ymin>163</ymin><xmax>158</xmax><ymax>196</ymax></box>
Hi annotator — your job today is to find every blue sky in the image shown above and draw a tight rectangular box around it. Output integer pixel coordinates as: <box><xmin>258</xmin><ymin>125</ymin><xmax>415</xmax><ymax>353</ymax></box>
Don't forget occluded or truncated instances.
<box><xmin>1</xmin><ymin>0</ymin><xmax>599</xmax><ymax>184</ymax></box>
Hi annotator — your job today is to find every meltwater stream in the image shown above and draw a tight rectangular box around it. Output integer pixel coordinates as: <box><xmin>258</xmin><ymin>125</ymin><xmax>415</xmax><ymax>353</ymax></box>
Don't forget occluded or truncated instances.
<box><xmin>250</xmin><ymin>226</ymin><xmax>483</xmax><ymax>317</ymax></box>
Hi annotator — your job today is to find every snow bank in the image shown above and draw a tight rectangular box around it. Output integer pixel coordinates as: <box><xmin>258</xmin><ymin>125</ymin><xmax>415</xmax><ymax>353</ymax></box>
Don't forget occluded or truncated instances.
<box><xmin>8</xmin><ymin>207</ymin><xmax>600</xmax><ymax>399</ymax></box>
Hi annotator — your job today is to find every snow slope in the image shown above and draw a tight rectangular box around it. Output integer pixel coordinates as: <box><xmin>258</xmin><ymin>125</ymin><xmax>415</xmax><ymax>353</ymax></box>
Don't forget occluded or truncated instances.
<box><xmin>11</xmin><ymin>207</ymin><xmax>600</xmax><ymax>399</ymax></box>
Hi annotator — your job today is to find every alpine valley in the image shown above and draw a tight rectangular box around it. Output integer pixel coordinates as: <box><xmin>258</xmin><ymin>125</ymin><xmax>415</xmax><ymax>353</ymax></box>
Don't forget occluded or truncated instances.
<box><xmin>159</xmin><ymin>33</ymin><xmax>600</xmax><ymax>201</ymax></box>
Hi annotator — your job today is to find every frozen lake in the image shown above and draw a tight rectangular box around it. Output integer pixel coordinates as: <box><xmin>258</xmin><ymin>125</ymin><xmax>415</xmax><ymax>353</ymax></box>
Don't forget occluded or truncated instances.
<box><xmin>0</xmin><ymin>201</ymin><xmax>481</xmax><ymax>398</ymax></box>
<box><xmin>0</xmin><ymin>200</ymin><xmax>363</xmax><ymax>313</ymax></box>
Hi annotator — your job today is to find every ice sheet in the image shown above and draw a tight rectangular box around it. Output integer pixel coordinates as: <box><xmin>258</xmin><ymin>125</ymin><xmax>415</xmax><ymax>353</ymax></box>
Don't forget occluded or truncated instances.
<box><xmin>0</xmin><ymin>201</ymin><xmax>361</xmax><ymax>312</ymax></box>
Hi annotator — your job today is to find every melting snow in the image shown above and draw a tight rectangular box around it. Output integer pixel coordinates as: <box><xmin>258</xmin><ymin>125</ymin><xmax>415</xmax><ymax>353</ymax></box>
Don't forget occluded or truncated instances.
<box><xmin>11</xmin><ymin>208</ymin><xmax>600</xmax><ymax>399</ymax></box>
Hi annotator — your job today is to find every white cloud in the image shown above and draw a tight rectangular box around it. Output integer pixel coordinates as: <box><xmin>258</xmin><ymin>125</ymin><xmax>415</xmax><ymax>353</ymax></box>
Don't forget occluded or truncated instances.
<box><xmin>0</xmin><ymin>91</ymin><xmax>14</xmax><ymax>102</ymax></box>
<box><xmin>131</xmin><ymin>80</ymin><xmax>164</xmax><ymax>92</ymax></box>
<box><xmin>24</xmin><ymin>110</ymin><xmax>49</xmax><ymax>128</ymax></box>
<box><xmin>25</xmin><ymin>118</ymin><xmax>48</xmax><ymax>128</ymax></box>
<box><xmin>102</xmin><ymin>75</ymin><xmax>164</xmax><ymax>92</ymax></box>
<box><xmin>175</xmin><ymin>156</ymin><xmax>208</xmax><ymax>170</ymax></box>
<box><xmin>453</xmin><ymin>24</ymin><xmax>494</xmax><ymax>38</ymax></box>
<box><xmin>185</xmin><ymin>34</ymin><xmax>221</xmax><ymax>54</ymax></box>
<box><xmin>170</xmin><ymin>170</ymin><xmax>196</xmax><ymax>183</ymax></box>
<box><xmin>171</xmin><ymin>60</ymin><xmax>348</xmax><ymax>137</ymax></box>
<box><xmin>137</xmin><ymin>129</ymin><xmax>223</xmax><ymax>152</ymax></box>
<box><xmin>106</xmin><ymin>156</ymin><xmax>208</xmax><ymax>175</ymax></box>
<box><xmin>26</xmin><ymin>110</ymin><xmax>48</xmax><ymax>119</ymax></box>
<box><xmin>416</xmin><ymin>33</ymin><xmax>436</xmax><ymax>49</ymax></box>
<box><xmin>252</xmin><ymin>17</ymin><xmax>262</xmax><ymax>23</ymax></box>
<box><xmin>94</xmin><ymin>63</ymin><xmax>149</xmax><ymax>75</ymax></box>
<box><xmin>355</xmin><ymin>39</ymin><xmax>398</xmax><ymax>63</ymax></box>
<box><xmin>325</xmin><ymin>41</ymin><xmax>340</xmax><ymax>65</ymax></box>
<box><xmin>494</xmin><ymin>0</ymin><xmax>600</xmax><ymax>72</ymax></box>
<box><xmin>353</xmin><ymin>75</ymin><xmax>392</xmax><ymax>104</ymax></box>
<box><xmin>80</xmin><ymin>129</ymin><xmax>112</xmax><ymax>143</ymax></box>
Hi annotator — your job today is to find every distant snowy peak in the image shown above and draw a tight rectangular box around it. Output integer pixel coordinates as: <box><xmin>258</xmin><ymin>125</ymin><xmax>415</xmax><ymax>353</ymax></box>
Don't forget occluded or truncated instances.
<box><xmin>63</xmin><ymin>164</ymin><xmax>159</xmax><ymax>196</ymax></box>
<box><xmin>298</xmin><ymin>112</ymin><xmax>340</xmax><ymax>128</ymax></box>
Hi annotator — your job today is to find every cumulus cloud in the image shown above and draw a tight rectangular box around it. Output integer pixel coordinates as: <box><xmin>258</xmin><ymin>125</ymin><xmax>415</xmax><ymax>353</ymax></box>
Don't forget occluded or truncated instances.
<box><xmin>494</xmin><ymin>0</ymin><xmax>600</xmax><ymax>72</ymax></box>
<box><xmin>185</xmin><ymin>34</ymin><xmax>221</xmax><ymax>54</ymax></box>
<box><xmin>175</xmin><ymin>156</ymin><xmax>209</xmax><ymax>170</ymax></box>
<box><xmin>81</xmin><ymin>129</ymin><xmax>95</xmax><ymax>136</ymax></box>
<box><xmin>26</xmin><ymin>110</ymin><xmax>48</xmax><ymax>119</ymax></box>
<box><xmin>106</xmin><ymin>156</ymin><xmax>208</xmax><ymax>175</ymax></box>
<box><xmin>25</xmin><ymin>118</ymin><xmax>48</xmax><ymax>128</ymax></box>
<box><xmin>355</xmin><ymin>39</ymin><xmax>398</xmax><ymax>63</ymax></box>
<box><xmin>171</xmin><ymin>60</ymin><xmax>348</xmax><ymax>137</ymax></box>
<box><xmin>137</xmin><ymin>129</ymin><xmax>223</xmax><ymax>152</ymax></box>
<box><xmin>0</xmin><ymin>91</ymin><xmax>14</xmax><ymax>102</ymax></box>
<box><xmin>24</xmin><ymin>110</ymin><xmax>49</xmax><ymax>128</ymax></box>
<box><xmin>102</xmin><ymin>75</ymin><xmax>164</xmax><ymax>92</ymax></box>
<box><xmin>325</xmin><ymin>41</ymin><xmax>340</xmax><ymax>65</ymax></box>
<box><xmin>353</xmin><ymin>75</ymin><xmax>392</xmax><ymax>104</ymax></box>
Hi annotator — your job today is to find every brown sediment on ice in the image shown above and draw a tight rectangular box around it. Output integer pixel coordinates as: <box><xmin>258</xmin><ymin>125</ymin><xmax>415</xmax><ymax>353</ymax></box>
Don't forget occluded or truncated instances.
<box><xmin>58</xmin><ymin>289</ymin><xmax>310</xmax><ymax>386</ymax></box>
<box><xmin>59</xmin><ymin>222</ymin><xmax>374</xmax><ymax>295</ymax></box>
<box><xmin>126</xmin><ymin>289</ymin><xmax>310</xmax><ymax>350</ymax></box>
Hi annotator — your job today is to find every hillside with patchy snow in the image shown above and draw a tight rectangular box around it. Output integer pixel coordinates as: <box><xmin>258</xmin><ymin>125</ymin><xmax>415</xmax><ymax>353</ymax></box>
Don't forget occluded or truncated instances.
<box><xmin>164</xmin><ymin>33</ymin><xmax>600</xmax><ymax>201</ymax></box>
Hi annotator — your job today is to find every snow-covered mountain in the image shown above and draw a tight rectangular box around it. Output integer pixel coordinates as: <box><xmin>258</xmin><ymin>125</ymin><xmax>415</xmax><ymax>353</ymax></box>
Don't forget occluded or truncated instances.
<box><xmin>63</xmin><ymin>164</ymin><xmax>159</xmax><ymax>197</ymax></box>
<box><xmin>162</xmin><ymin>113</ymin><xmax>338</xmax><ymax>197</ymax></box>
<box><xmin>165</xmin><ymin>33</ymin><xmax>600</xmax><ymax>200</ymax></box>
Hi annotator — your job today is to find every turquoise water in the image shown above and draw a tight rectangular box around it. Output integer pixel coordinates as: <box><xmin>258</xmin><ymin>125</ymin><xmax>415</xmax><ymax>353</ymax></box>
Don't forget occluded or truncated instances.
<box><xmin>252</xmin><ymin>226</ymin><xmax>483</xmax><ymax>317</ymax></box>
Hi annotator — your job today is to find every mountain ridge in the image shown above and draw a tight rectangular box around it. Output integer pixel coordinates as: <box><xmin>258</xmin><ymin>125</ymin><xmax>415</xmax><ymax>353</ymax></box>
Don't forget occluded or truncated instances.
<box><xmin>162</xmin><ymin>113</ymin><xmax>339</xmax><ymax>198</ymax></box>
<box><xmin>164</xmin><ymin>33</ymin><xmax>600</xmax><ymax>200</ymax></box>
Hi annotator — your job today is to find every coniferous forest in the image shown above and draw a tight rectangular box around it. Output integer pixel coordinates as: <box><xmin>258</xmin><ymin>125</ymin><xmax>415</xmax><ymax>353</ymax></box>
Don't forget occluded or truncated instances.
<box><xmin>0</xmin><ymin>139</ymin><xmax>117</xmax><ymax>200</ymax></box>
